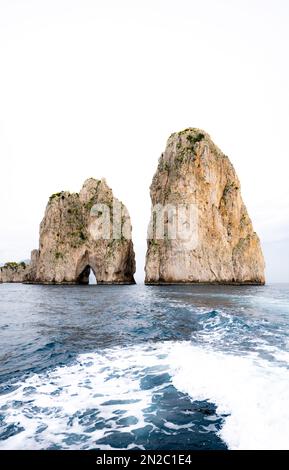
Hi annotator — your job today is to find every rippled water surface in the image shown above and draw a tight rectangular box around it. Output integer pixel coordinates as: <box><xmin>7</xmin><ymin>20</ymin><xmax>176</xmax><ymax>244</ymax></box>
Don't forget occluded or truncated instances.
<box><xmin>1</xmin><ymin>283</ymin><xmax>289</xmax><ymax>449</ymax></box>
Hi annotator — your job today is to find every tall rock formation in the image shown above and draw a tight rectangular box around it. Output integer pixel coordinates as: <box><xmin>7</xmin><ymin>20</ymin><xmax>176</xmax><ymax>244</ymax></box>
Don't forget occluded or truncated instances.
<box><xmin>33</xmin><ymin>178</ymin><xmax>136</xmax><ymax>284</ymax></box>
<box><xmin>145</xmin><ymin>128</ymin><xmax>265</xmax><ymax>285</ymax></box>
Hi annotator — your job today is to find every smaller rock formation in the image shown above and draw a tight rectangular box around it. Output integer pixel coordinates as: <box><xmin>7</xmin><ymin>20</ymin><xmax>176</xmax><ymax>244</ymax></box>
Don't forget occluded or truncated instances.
<box><xmin>33</xmin><ymin>178</ymin><xmax>135</xmax><ymax>284</ymax></box>
<box><xmin>24</xmin><ymin>250</ymin><xmax>39</xmax><ymax>283</ymax></box>
<box><xmin>0</xmin><ymin>262</ymin><xmax>29</xmax><ymax>283</ymax></box>
<box><xmin>0</xmin><ymin>179</ymin><xmax>136</xmax><ymax>285</ymax></box>
<box><xmin>145</xmin><ymin>128</ymin><xmax>265</xmax><ymax>285</ymax></box>
<box><xmin>0</xmin><ymin>251</ymin><xmax>40</xmax><ymax>284</ymax></box>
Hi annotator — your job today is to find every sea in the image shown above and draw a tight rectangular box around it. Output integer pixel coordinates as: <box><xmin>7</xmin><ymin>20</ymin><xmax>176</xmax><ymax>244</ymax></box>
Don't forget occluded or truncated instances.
<box><xmin>0</xmin><ymin>283</ymin><xmax>289</xmax><ymax>450</ymax></box>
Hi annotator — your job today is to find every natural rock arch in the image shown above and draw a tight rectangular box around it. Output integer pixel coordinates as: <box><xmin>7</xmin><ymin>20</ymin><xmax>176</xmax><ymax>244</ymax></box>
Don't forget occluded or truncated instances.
<box><xmin>32</xmin><ymin>178</ymin><xmax>136</xmax><ymax>284</ymax></box>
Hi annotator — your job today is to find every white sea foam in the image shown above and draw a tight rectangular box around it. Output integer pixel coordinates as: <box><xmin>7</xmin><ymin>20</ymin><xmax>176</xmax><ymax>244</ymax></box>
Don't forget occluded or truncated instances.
<box><xmin>1</xmin><ymin>341</ymin><xmax>289</xmax><ymax>450</ymax></box>
<box><xmin>0</xmin><ymin>344</ymin><xmax>172</xmax><ymax>450</ymax></box>
<box><xmin>168</xmin><ymin>342</ymin><xmax>289</xmax><ymax>450</ymax></box>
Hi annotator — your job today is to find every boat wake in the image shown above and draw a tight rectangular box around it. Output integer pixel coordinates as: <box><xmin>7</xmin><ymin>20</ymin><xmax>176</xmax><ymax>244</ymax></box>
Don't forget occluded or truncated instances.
<box><xmin>1</xmin><ymin>339</ymin><xmax>289</xmax><ymax>450</ymax></box>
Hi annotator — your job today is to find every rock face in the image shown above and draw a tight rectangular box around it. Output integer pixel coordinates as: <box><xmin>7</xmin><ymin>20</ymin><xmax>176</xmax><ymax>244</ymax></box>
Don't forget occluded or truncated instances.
<box><xmin>145</xmin><ymin>128</ymin><xmax>265</xmax><ymax>285</ymax></box>
<box><xmin>33</xmin><ymin>178</ymin><xmax>136</xmax><ymax>284</ymax></box>
<box><xmin>24</xmin><ymin>250</ymin><xmax>40</xmax><ymax>283</ymax></box>
<box><xmin>0</xmin><ymin>178</ymin><xmax>136</xmax><ymax>285</ymax></box>
<box><xmin>0</xmin><ymin>262</ymin><xmax>29</xmax><ymax>283</ymax></box>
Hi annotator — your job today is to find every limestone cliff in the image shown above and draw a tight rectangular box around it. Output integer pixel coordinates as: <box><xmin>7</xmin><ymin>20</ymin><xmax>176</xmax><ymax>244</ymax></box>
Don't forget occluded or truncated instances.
<box><xmin>32</xmin><ymin>178</ymin><xmax>136</xmax><ymax>284</ymax></box>
<box><xmin>145</xmin><ymin>128</ymin><xmax>265</xmax><ymax>284</ymax></box>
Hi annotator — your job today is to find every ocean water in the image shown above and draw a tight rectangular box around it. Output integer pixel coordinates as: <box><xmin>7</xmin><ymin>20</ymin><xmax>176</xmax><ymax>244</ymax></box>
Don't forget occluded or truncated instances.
<box><xmin>0</xmin><ymin>283</ymin><xmax>289</xmax><ymax>450</ymax></box>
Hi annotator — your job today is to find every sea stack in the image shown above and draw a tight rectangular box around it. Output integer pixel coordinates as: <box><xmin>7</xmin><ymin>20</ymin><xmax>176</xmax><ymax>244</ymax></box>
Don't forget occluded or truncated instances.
<box><xmin>0</xmin><ymin>250</ymin><xmax>39</xmax><ymax>284</ymax></box>
<box><xmin>0</xmin><ymin>262</ymin><xmax>29</xmax><ymax>283</ymax></box>
<box><xmin>145</xmin><ymin>128</ymin><xmax>265</xmax><ymax>285</ymax></box>
<box><xmin>32</xmin><ymin>178</ymin><xmax>136</xmax><ymax>284</ymax></box>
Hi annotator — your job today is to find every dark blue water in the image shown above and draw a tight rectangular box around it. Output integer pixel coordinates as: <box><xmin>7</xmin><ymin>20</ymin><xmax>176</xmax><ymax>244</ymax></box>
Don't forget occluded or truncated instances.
<box><xmin>1</xmin><ymin>283</ymin><xmax>289</xmax><ymax>450</ymax></box>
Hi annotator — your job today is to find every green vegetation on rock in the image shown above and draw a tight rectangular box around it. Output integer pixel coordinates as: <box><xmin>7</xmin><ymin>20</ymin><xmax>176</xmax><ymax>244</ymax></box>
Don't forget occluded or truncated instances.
<box><xmin>186</xmin><ymin>132</ymin><xmax>205</xmax><ymax>154</ymax></box>
<box><xmin>2</xmin><ymin>261</ymin><xmax>26</xmax><ymax>270</ymax></box>
<box><xmin>49</xmin><ymin>192</ymin><xmax>64</xmax><ymax>202</ymax></box>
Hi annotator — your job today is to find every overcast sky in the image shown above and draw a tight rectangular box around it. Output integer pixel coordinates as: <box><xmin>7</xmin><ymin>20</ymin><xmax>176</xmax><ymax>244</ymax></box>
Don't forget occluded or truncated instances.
<box><xmin>0</xmin><ymin>0</ymin><xmax>288</xmax><ymax>282</ymax></box>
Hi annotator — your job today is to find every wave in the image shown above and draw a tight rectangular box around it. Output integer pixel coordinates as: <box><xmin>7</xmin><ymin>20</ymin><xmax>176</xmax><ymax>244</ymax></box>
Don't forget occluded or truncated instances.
<box><xmin>0</xmin><ymin>340</ymin><xmax>289</xmax><ymax>449</ymax></box>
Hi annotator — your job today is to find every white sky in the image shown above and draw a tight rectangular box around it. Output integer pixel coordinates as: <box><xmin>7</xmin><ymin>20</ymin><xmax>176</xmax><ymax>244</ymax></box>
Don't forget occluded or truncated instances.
<box><xmin>0</xmin><ymin>0</ymin><xmax>288</xmax><ymax>282</ymax></box>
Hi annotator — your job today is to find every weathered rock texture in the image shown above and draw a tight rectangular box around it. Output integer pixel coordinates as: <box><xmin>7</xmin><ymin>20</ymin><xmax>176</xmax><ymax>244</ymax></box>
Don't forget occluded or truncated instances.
<box><xmin>0</xmin><ymin>262</ymin><xmax>29</xmax><ymax>283</ymax></box>
<box><xmin>145</xmin><ymin>128</ymin><xmax>265</xmax><ymax>285</ymax></box>
<box><xmin>33</xmin><ymin>178</ymin><xmax>136</xmax><ymax>284</ymax></box>
<box><xmin>0</xmin><ymin>179</ymin><xmax>135</xmax><ymax>284</ymax></box>
<box><xmin>24</xmin><ymin>250</ymin><xmax>40</xmax><ymax>283</ymax></box>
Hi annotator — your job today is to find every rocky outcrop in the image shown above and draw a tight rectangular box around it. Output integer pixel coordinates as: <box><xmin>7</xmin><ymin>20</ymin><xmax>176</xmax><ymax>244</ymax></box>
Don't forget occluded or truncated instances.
<box><xmin>0</xmin><ymin>250</ymin><xmax>39</xmax><ymax>284</ymax></box>
<box><xmin>32</xmin><ymin>178</ymin><xmax>135</xmax><ymax>284</ymax></box>
<box><xmin>0</xmin><ymin>262</ymin><xmax>29</xmax><ymax>283</ymax></box>
<box><xmin>145</xmin><ymin>128</ymin><xmax>265</xmax><ymax>285</ymax></box>
<box><xmin>24</xmin><ymin>250</ymin><xmax>39</xmax><ymax>283</ymax></box>
<box><xmin>1</xmin><ymin>178</ymin><xmax>136</xmax><ymax>285</ymax></box>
